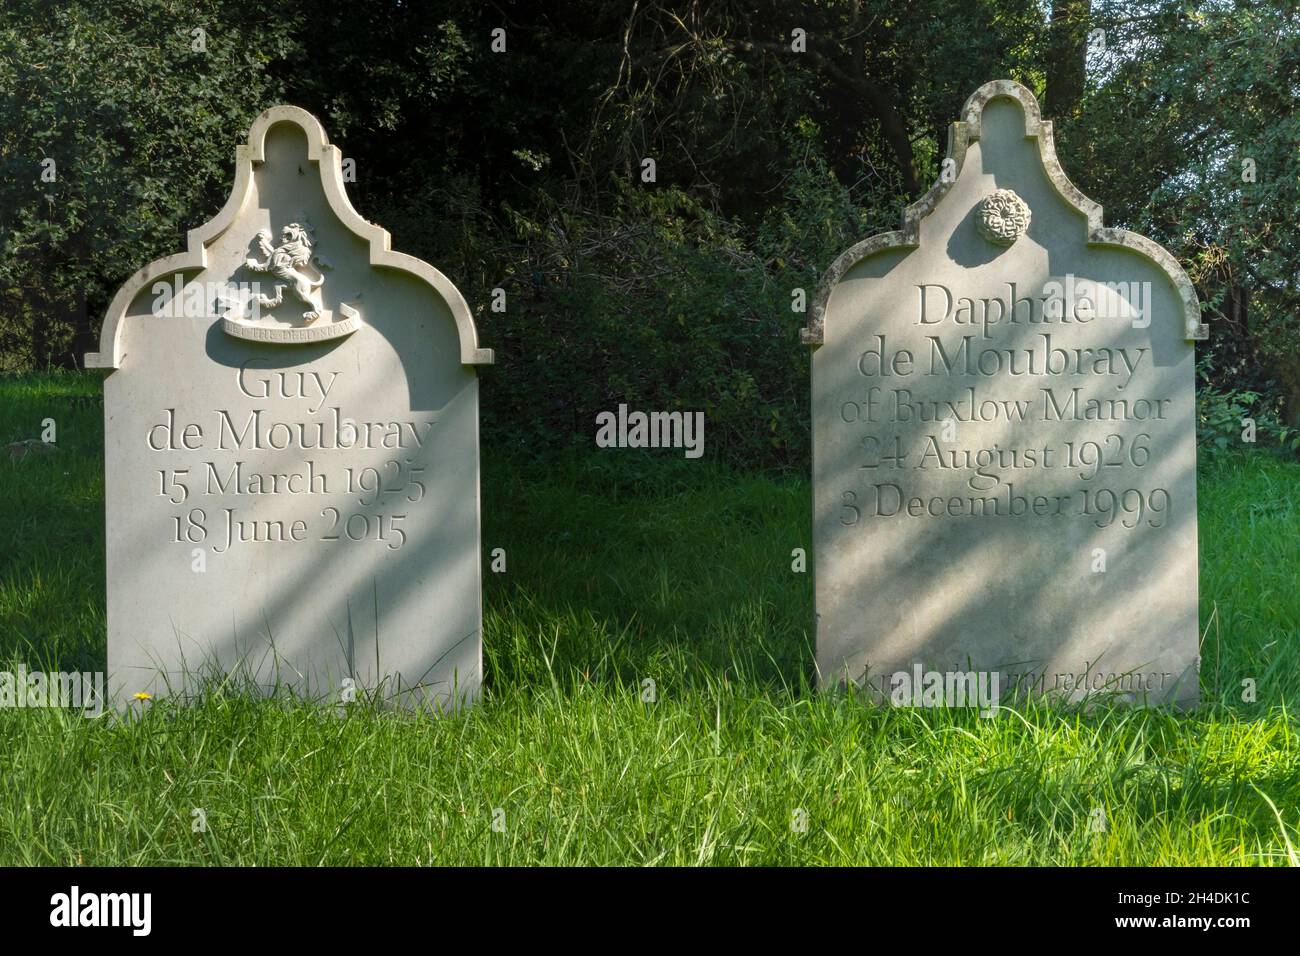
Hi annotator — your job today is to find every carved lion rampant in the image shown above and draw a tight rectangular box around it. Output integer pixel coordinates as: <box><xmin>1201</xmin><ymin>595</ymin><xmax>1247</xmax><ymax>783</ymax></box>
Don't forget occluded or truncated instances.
<box><xmin>244</xmin><ymin>222</ymin><xmax>330</xmax><ymax>323</ymax></box>
<box><xmin>976</xmin><ymin>189</ymin><xmax>1031</xmax><ymax>246</ymax></box>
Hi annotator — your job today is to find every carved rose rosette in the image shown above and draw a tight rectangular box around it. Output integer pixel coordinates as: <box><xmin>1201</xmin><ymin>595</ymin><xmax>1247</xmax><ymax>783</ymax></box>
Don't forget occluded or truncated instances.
<box><xmin>976</xmin><ymin>188</ymin><xmax>1031</xmax><ymax>246</ymax></box>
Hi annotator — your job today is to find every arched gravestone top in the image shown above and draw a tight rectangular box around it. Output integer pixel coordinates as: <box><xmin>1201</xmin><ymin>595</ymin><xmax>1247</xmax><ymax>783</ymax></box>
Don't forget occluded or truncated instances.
<box><xmin>86</xmin><ymin>106</ymin><xmax>491</xmax><ymax>712</ymax></box>
<box><xmin>86</xmin><ymin>104</ymin><xmax>493</xmax><ymax>369</ymax></box>
<box><xmin>803</xmin><ymin>80</ymin><xmax>1204</xmax><ymax>707</ymax></box>
<box><xmin>803</xmin><ymin>79</ymin><xmax>1207</xmax><ymax>346</ymax></box>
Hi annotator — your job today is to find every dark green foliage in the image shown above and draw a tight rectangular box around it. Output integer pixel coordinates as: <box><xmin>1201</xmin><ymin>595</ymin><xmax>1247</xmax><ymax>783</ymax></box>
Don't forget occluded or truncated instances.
<box><xmin>1197</xmin><ymin>362</ymin><xmax>1300</xmax><ymax>460</ymax></box>
<box><xmin>1070</xmin><ymin>1</ymin><xmax>1300</xmax><ymax>425</ymax></box>
<box><xmin>0</xmin><ymin>0</ymin><xmax>300</xmax><ymax>368</ymax></box>
<box><xmin>3</xmin><ymin>1</ymin><xmax>1299</xmax><ymax>468</ymax></box>
<box><xmin>477</xmin><ymin>129</ymin><xmax>877</xmax><ymax>471</ymax></box>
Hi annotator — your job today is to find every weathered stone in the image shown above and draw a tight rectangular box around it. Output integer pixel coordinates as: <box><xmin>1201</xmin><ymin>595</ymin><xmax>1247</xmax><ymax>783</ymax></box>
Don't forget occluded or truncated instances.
<box><xmin>804</xmin><ymin>81</ymin><xmax>1204</xmax><ymax>706</ymax></box>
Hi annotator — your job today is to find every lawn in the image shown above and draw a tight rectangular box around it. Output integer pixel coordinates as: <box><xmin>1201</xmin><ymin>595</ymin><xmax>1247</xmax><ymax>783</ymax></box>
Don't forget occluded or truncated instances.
<box><xmin>0</xmin><ymin>370</ymin><xmax>1297</xmax><ymax>865</ymax></box>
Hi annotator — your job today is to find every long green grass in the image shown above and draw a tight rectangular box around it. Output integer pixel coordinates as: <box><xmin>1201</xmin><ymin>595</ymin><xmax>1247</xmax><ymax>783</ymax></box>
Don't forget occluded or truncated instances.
<box><xmin>1</xmin><ymin>370</ymin><xmax>1298</xmax><ymax>865</ymax></box>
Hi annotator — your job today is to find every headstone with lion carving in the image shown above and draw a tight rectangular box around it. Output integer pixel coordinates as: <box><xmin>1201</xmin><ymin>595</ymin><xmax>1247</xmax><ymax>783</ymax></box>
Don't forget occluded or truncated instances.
<box><xmin>87</xmin><ymin>106</ymin><xmax>493</xmax><ymax>712</ymax></box>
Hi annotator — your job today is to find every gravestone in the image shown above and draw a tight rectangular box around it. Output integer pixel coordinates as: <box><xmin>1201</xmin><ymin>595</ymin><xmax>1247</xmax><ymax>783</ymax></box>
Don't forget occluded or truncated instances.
<box><xmin>803</xmin><ymin>81</ymin><xmax>1205</xmax><ymax>705</ymax></box>
<box><xmin>86</xmin><ymin>106</ymin><xmax>493</xmax><ymax>711</ymax></box>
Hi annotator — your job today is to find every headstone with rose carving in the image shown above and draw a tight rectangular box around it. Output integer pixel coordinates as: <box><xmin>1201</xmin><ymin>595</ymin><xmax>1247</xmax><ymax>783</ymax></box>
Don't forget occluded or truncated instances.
<box><xmin>803</xmin><ymin>81</ymin><xmax>1205</xmax><ymax>705</ymax></box>
<box><xmin>86</xmin><ymin>106</ymin><xmax>493</xmax><ymax>711</ymax></box>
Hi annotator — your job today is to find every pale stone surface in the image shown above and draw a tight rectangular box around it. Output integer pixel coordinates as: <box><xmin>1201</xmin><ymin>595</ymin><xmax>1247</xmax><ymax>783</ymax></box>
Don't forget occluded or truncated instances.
<box><xmin>87</xmin><ymin>106</ymin><xmax>492</xmax><ymax>711</ymax></box>
<box><xmin>804</xmin><ymin>81</ymin><xmax>1203</xmax><ymax>705</ymax></box>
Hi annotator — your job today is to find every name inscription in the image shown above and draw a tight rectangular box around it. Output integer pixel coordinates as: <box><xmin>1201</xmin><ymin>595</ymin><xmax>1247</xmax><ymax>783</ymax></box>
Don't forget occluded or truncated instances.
<box><xmin>146</xmin><ymin>361</ymin><xmax>428</xmax><ymax>554</ymax></box>
<box><xmin>837</xmin><ymin>281</ymin><xmax>1172</xmax><ymax>530</ymax></box>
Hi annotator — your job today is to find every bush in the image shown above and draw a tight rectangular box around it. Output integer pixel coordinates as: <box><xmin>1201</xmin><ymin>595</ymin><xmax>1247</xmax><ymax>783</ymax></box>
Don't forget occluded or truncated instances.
<box><xmin>1197</xmin><ymin>378</ymin><xmax>1300</xmax><ymax>460</ymax></box>
<box><xmin>475</xmin><ymin>124</ymin><xmax>883</xmax><ymax>474</ymax></box>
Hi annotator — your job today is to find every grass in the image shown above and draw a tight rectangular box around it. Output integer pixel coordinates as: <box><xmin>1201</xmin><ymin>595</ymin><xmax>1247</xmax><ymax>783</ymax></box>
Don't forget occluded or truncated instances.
<box><xmin>0</xmin><ymin>369</ymin><xmax>1298</xmax><ymax>865</ymax></box>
